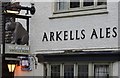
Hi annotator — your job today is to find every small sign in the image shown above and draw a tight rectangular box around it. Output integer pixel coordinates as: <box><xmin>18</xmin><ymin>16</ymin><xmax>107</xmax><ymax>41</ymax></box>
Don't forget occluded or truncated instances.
<box><xmin>21</xmin><ymin>57</ymin><xmax>32</xmax><ymax>71</ymax></box>
<box><xmin>18</xmin><ymin>56</ymin><xmax>32</xmax><ymax>71</ymax></box>
<box><xmin>5</xmin><ymin>44</ymin><xmax>30</xmax><ymax>54</ymax></box>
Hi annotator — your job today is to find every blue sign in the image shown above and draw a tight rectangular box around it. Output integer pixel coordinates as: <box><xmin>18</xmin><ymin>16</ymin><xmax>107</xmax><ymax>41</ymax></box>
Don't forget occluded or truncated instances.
<box><xmin>18</xmin><ymin>56</ymin><xmax>32</xmax><ymax>71</ymax></box>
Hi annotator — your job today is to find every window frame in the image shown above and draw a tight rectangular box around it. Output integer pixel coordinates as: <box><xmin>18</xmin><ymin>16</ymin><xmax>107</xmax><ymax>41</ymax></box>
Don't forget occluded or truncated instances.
<box><xmin>93</xmin><ymin>63</ymin><xmax>110</xmax><ymax>78</ymax></box>
<box><xmin>50</xmin><ymin>0</ymin><xmax>108</xmax><ymax>19</ymax></box>
<box><xmin>51</xmin><ymin>64</ymin><xmax>61</xmax><ymax>78</ymax></box>
<box><xmin>63</xmin><ymin>64</ymin><xmax>74</xmax><ymax>78</ymax></box>
<box><xmin>77</xmin><ymin>64</ymin><xmax>89</xmax><ymax>78</ymax></box>
<box><xmin>47</xmin><ymin>62</ymin><xmax>112</xmax><ymax>77</ymax></box>
<box><xmin>53</xmin><ymin>0</ymin><xmax>107</xmax><ymax>14</ymax></box>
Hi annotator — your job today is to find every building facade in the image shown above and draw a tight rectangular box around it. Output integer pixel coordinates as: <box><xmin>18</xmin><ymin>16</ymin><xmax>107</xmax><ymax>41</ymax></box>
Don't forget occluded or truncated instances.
<box><xmin>14</xmin><ymin>0</ymin><xmax>120</xmax><ymax>77</ymax></box>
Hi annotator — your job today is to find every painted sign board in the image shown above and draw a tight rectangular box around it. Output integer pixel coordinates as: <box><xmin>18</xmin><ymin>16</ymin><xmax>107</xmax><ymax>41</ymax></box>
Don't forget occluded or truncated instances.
<box><xmin>35</xmin><ymin>26</ymin><xmax>119</xmax><ymax>51</ymax></box>
<box><xmin>5</xmin><ymin>44</ymin><xmax>30</xmax><ymax>54</ymax></box>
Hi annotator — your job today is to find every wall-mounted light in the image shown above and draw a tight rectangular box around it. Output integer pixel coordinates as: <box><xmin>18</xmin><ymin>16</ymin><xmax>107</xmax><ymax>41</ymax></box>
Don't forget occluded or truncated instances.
<box><xmin>7</xmin><ymin>64</ymin><xmax>16</xmax><ymax>72</ymax></box>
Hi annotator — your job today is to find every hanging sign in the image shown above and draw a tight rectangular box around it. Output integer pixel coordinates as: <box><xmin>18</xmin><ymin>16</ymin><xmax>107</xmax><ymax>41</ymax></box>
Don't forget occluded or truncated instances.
<box><xmin>5</xmin><ymin>44</ymin><xmax>30</xmax><ymax>54</ymax></box>
<box><xmin>20</xmin><ymin>56</ymin><xmax>32</xmax><ymax>71</ymax></box>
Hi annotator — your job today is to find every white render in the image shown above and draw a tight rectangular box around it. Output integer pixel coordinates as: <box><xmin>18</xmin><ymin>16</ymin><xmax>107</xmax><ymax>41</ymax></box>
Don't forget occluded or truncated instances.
<box><xmin>112</xmin><ymin>62</ymin><xmax>120</xmax><ymax>76</ymax></box>
<box><xmin>14</xmin><ymin>0</ymin><xmax>120</xmax><ymax>77</ymax></box>
<box><xmin>30</xmin><ymin>1</ymin><xmax>119</xmax><ymax>53</ymax></box>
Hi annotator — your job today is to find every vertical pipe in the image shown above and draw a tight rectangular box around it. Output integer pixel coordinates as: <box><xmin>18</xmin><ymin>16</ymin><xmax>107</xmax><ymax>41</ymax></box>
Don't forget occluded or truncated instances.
<box><xmin>2</xmin><ymin>13</ymin><xmax>6</xmax><ymax>77</ymax></box>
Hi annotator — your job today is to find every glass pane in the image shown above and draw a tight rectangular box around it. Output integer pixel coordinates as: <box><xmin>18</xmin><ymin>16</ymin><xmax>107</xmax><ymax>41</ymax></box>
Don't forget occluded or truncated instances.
<box><xmin>64</xmin><ymin>65</ymin><xmax>74</xmax><ymax>78</ymax></box>
<box><xmin>70</xmin><ymin>0</ymin><xmax>80</xmax><ymax>8</ymax></box>
<box><xmin>94</xmin><ymin>65</ymin><xmax>109</xmax><ymax>78</ymax></box>
<box><xmin>56</xmin><ymin>0</ymin><xmax>68</xmax><ymax>11</ymax></box>
<box><xmin>97</xmin><ymin>0</ymin><xmax>107</xmax><ymax>5</ymax></box>
<box><xmin>83</xmin><ymin>0</ymin><xmax>94</xmax><ymax>7</ymax></box>
<box><xmin>51</xmin><ymin>65</ymin><xmax>60</xmax><ymax>78</ymax></box>
<box><xmin>78</xmin><ymin>65</ymin><xmax>88</xmax><ymax>78</ymax></box>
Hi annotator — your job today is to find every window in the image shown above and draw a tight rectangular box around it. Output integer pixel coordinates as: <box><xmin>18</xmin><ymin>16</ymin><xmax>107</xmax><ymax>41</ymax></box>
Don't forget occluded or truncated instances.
<box><xmin>64</xmin><ymin>65</ymin><xmax>74</xmax><ymax>78</ymax></box>
<box><xmin>94</xmin><ymin>65</ymin><xmax>109</xmax><ymax>78</ymax></box>
<box><xmin>54</xmin><ymin>0</ymin><xmax>107</xmax><ymax>12</ymax></box>
<box><xmin>47</xmin><ymin>63</ymin><xmax>111</xmax><ymax>78</ymax></box>
<box><xmin>50</xmin><ymin>0</ymin><xmax>108</xmax><ymax>19</ymax></box>
<box><xmin>56</xmin><ymin>0</ymin><xmax>68</xmax><ymax>11</ymax></box>
<box><xmin>51</xmin><ymin>65</ymin><xmax>60</xmax><ymax>78</ymax></box>
<box><xmin>78</xmin><ymin>65</ymin><xmax>88</xmax><ymax>78</ymax></box>
<box><xmin>70</xmin><ymin>0</ymin><xmax>80</xmax><ymax>8</ymax></box>
<box><xmin>83</xmin><ymin>0</ymin><xmax>94</xmax><ymax>7</ymax></box>
<box><xmin>97</xmin><ymin>0</ymin><xmax>107</xmax><ymax>5</ymax></box>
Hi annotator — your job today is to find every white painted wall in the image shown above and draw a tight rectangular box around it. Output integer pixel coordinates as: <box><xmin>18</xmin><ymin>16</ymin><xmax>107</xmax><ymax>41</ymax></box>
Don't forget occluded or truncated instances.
<box><xmin>112</xmin><ymin>62</ymin><xmax>119</xmax><ymax>76</ymax></box>
<box><xmin>14</xmin><ymin>1</ymin><xmax>120</xmax><ymax>52</ymax></box>
<box><xmin>118</xmin><ymin>62</ymin><xmax>120</xmax><ymax>77</ymax></box>
<box><xmin>13</xmin><ymin>1</ymin><xmax>120</xmax><ymax>77</ymax></box>
<box><xmin>29</xmin><ymin>1</ymin><xmax>120</xmax><ymax>53</ymax></box>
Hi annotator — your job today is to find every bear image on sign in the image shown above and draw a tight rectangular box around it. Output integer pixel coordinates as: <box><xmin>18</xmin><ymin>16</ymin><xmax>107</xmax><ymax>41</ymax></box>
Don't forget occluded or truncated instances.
<box><xmin>5</xmin><ymin>20</ymin><xmax>29</xmax><ymax>45</ymax></box>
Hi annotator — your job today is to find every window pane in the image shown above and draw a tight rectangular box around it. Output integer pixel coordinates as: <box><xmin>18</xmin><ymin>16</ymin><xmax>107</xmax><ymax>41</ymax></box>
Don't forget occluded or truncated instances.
<box><xmin>64</xmin><ymin>65</ymin><xmax>74</xmax><ymax>78</ymax></box>
<box><xmin>94</xmin><ymin>65</ymin><xmax>109</xmax><ymax>78</ymax></box>
<box><xmin>97</xmin><ymin>0</ymin><xmax>107</xmax><ymax>5</ymax></box>
<box><xmin>56</xmin><ymin>0</ymin><xmax>68</xmax><ymax>11</ymax></box>
<box><xmin>78</xmin><ymin>65</ymin><xmax>88</xmax><ymax>78</ymax></box>
<box><xmin>51</xmin><ymin>65</ymin><xmax>60</xmax><ymax>78</ymax></box>
<box><xmin>83</xmin><ymin>0</ymin><xmax>94</xmax><ymax>7</ymax></box>
<box><xmin>70</xmin><ymin>0</ymin><xmax>80</xmax><ymax>8</ymax></box>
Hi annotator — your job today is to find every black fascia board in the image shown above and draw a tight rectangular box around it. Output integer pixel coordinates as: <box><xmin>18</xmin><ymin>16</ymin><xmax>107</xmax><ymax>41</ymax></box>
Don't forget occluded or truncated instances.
<box><xmin>36</xmin><ymin>51</ymin><xmax>120</xmax><ymax>63</ymax></box>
